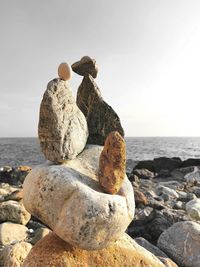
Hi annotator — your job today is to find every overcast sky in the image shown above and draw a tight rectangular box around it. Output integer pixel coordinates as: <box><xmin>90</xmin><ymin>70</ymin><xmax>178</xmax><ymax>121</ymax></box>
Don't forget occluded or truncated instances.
<box><xmin>1</xmin><ymin>0</ymin><xmax>200</xmax><ymax>137</ymax></box>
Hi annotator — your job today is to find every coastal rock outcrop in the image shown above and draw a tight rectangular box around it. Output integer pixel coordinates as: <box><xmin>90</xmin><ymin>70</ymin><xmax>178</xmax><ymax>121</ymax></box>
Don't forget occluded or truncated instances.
<box><xmin>72</xmin><ymin>56</ymin><xmax>98</xmax><ymax>78</ymax></box>
<box><xmin>157</xmin><ymin>221</ymin><xmax>200</xmax><ymax>267</ymax></box>
<box><xmin>23</xmin><ymin>145</ymin><xmax>135</xmax><ymax>250</ymax></box>
<box><xmin>38</xmin><ymin>78</ymin><xmax>88</xmax><ymax>162</ymax></box>
<box><xmin>23</xmin><ymin>232</ymin><xmax>165</xmax><ymax>267</ymax></box>
<box><xmin>76</xmin><ymin>74</ymin><xmax>124</xmax><ymax>145</ymax></box>
<box><xmin>98</xmin><ymin>131</ymin><xmax>126</xmax><ymax>194</ymax></box>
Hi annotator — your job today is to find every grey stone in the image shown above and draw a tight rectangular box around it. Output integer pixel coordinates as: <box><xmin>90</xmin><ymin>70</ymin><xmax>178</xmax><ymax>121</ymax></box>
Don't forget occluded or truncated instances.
<box><xmin>76</xmin><ymin>74</ymin><xmax>124</xmax><ymax>145</ymax></box>
<box><xmin>72</xmin><ymin>56</ymin><xmax>98</xmax><ymax>78</ymax></box>
<box><xmin>186</xmin><ymin>198</ymin><xmax>200</xmax><ymax>220</ymax></box>
<box><xmin>157</xmin><ymin>221</ymin><xmax>200</xmax><ymax>267</ymax></box>
<box><xmin>38</xmin><ymin>78</ymin><xmax>88</xmax><ymax>162</ymax></box>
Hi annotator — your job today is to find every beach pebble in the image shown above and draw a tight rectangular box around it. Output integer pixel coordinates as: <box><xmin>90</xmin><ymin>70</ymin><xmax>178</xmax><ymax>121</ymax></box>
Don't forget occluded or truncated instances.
<box><xmin>58</xmin><ymin>62</ymin><xmax>72</xmax><ymax>81</ymax></box>
<box><xmin>0</xmin><ymin>200</ymin><xmax>30</xmax><ymax>225</ymax></box>
<box><xmin>98</xmin><ymin>131</ymin><xmax>126</xmax><ymax>194</ymax></box>
<box><xmin>0</xmin><ymin>222</ymin><xmax>28</xmax><ymax>246</ymax></box>
<box><xmin>3</xmin><ymin>241</ymin><xmax>32</xmax><ymax>267</ymax></box>
<box><xmin>186</xmin><ymin>198</ymin><xmax>200</xmax><ymax>220</ymax></box>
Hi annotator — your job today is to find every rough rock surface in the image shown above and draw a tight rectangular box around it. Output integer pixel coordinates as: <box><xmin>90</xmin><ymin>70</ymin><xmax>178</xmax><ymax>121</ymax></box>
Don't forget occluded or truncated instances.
<box><xmin>72</xmin><ymin>56</ymin><xmax>98</xmax><ymax>78</ymax></box>
<box><xmin>3</xmin><ymin>241</ymin><xmax>32</xmax><ymax>267</ymax></box>
<box><xmin>0</xmin><ymin>222</ymin><xmax>28</xmax><ymax>246</ymax></box>
<box><xmin>38</xmin><ymin>78</ymin><xmax>88</xmax><ymax>162</ymax></box>
<box><xmin>98</xmin><ymin>131</ymin><xmax>126</xmax><ymax>194</ymax></box>
<box><xmin>157</xmin><ymin>221</ymin><xmax>200</xmax><ymax>267</ymax></box>
<box><xmin>23</xmin><ymin>232</ymin><xmax>165</xmax><ymax>267</ymax></box>
<box><xmin>76</xmin><ymin>74</ymin><xmax>124</xmax><ymax>145</ymax></box>
<box><xmin>23</xmin><ymin>145</ymin><xmax>134</xmax><ymax>250</ymax></box>
<box><xmin>0</xmin><ymin>200</ymin><xmax>30</xmax><ymax>225</ymax></box>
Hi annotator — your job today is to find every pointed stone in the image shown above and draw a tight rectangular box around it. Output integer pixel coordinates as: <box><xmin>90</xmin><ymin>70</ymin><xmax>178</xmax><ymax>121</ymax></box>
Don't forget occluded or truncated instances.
<box><xmin>72</xmin><ymin>56</ymin><xmax>98</xmax><ymax>78</ymax></box>
<box><xmin>76</xmin><ymin>75</ymin><xmax>124</xmax><ymax>145</ymax></box>
<box><xmin>98</xmin><ymin>131</ymin><xmax>126</xmax><ymax>194</ymax></box>
<box><xmin>38</xmin><ymin>78</ymin><xmax>88</xmax><ymax>162</ymax></box>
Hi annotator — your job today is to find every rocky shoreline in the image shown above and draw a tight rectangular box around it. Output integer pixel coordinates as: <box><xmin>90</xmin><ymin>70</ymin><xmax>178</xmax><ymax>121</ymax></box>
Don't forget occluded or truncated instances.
<box><xmin>0</xmin><ymin>156</ymin><xmax>199</xmax><ymax>266</ymax></box>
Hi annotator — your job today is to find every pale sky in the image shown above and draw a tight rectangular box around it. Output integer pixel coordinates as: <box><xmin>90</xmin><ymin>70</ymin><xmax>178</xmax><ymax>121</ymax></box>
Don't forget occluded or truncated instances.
<box><xmin>1</xmin><ymin>0</ymin><xmax>200</xmax><ymax>137</ymax></box>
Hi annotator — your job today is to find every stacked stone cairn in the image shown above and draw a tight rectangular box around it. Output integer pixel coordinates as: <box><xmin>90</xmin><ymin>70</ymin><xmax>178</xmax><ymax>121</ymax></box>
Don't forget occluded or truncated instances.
<box><xmin>22</xmin><ymin>57</ymin><xmax>165</xmax><ymax>266</ymax></box>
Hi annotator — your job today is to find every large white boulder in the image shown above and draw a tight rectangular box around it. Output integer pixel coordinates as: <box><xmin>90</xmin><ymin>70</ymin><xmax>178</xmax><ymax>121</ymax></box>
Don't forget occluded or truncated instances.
<box><xmin>23</xmin><ymin>145</ymin><xmax>135</xmax><ymax>250</ymax></box>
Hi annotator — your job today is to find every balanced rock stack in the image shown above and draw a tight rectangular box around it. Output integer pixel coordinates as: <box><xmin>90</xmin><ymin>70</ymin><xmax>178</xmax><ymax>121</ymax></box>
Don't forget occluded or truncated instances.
<box><xmin>22</xmin><ymin>58</ymin><xmax>165</xmax><ymax>266</ymax></box>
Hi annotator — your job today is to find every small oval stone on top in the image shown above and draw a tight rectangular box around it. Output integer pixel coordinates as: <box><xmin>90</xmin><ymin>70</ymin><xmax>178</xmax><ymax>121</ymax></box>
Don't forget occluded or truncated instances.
<box><xmin>58</xmin><ymin>62</ymin><xmax>73</xmax><ymax>81</ymax></box>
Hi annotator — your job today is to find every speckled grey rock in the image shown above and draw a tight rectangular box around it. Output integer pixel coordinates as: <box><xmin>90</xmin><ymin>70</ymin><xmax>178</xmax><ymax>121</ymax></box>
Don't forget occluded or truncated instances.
<box><xmin>76</xmin><ymin>75</ymin><xmax>124</xmax><ymax>145</ymax></box>
<box><xmin>38</xmin><ymin>78</ymin><xmax>88</xmax><ymax>162</ymax></box>
<box><xmin>157</xmin><ymin>221</ymin><xmax>200</xmax><ymax>267</ymax></box>
<box><xmin>23</xmin><ymin>145</ymin><xmax>135</xmax><ymax>250</ymax></box>
<box><xmin>72</xmin><ymin>56</ymin><xmax>98</xmax><ymax>78</ymax></box>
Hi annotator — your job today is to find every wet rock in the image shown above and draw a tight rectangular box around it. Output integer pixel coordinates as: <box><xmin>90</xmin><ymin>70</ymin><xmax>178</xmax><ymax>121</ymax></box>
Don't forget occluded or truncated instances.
<box><xmin>38</xmin><ymin>78</ymin><xmax>88</xmax><ymax>162</ymax></box>
<box><xmin>98</xmin><ymin>131</ymin><xmax>126</xmax><ymax>194</ymax></box>
<box><xmin>182</xmin><ymin>158</ymin><xmax>200</xmax><ymax>168</ymax></box>
<box><xmin>0</xmin><ymin>222</ymin><xmax>28</xmax><ymax>246</ymax></box>
<box><xmin>3</xmin><ymin>241</ymin><xmax>32</xmax><ymax>267</ymax></box>
<box><xmin>186</xmin><ymin>198</ymin><xmax>200</xmax><ymax>220</ymax></box>
<box><xmin>23</xmin><ymin>232</ymin><xmax>165</xmax><ymax>267</ymax></box>
<box><xmin>154</xmin><ymin>157</ymin><xmax>182</xmax><ymax>173</ymax></box>
<box><xmin>72</xmin><ymin>56</ymin><xmax>98</xmax><ymax>78</ymax></box>
<box><xmin>23</xmin><ymin>145</ymin><xmax>134</xmax><ymax>250</ymax></box>
<box><xmin>76</xmin><ymin>74</ymin><xmax>124</xmax><ymax>145</ymax></box>
<box><xmin>157</xmin><ymin>221</ymin><xmax>200</xmax><ymax>267</ymax></box>
<box><xmin>0</xmin><ymin>200</ymin><xmax>30</xmax><ymax>225</ymax></box>
<box><xmin>133</xmin><ymin>160</ymin><xmax>155</xmax><ymax>172</ymax></box>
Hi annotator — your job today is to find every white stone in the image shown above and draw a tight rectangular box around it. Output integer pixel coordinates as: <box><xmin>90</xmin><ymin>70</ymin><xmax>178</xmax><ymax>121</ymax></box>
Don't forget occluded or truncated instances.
<box><xmin>186</xmin><ymin>198</ymin><xmax>200</xmax><ymax>220</ymax></box>
<box><xmin>155</xmin><ymin>185</ymin><xmax>179</xmax><ymax>199</ymax></box>
<box><xmin>0</xmin><ymin>223</ymin><xmax>28</xmax><ymax>246</ymax></box>
<box><xmin>23</xmin><ymin>145</ymin><xmax>135</xmax><ymax>250</ymax></box>
<box><xmin>3</xmin><ymin>241</ymin><xmax>32</xmax><ymax>267</ymax></box>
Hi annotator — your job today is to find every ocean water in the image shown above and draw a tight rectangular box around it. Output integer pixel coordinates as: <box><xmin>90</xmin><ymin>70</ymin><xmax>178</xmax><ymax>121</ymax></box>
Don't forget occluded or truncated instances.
<box><xmin>0</xmin><ymin>137</ymin><xmax>200</xmax><ymax>168</ymax></box>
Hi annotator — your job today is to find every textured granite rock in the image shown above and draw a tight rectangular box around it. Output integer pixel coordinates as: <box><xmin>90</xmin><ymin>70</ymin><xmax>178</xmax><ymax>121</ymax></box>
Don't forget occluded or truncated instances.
<box><xmin>23</xmin><ymin>232</ymin><xmax>165</xmax><ymax>267</ymax></box>
<box><xmin>157</xmin><ymin>221</ymin><xmax>200</xmax><ymax>267</ymax></box>
<box><xmin>72</xmin><ymin>56</ymin><xmax>98</xmax><ymax>78</ymax></box>
<box><xmin>76</xmin><ymin>74</ymin><xmax>124</xmax><ymax>145</ymax></box>
<box><xmin>58</xmin><ymin>62</ymin><xmax>72</xmax><ymax>81</ymax></box>
<box><xmin>98</xmin><ymin>131</ymin><xmax>126</xmax><ymax>194</ymax></box>
<box><xmin>3</xmin><ymin>241</ymin><xmax>32</xmax><ymax>267</ymax></box>
<box><xmin>38</xmin><ymin>78</ymin><xmax>88</xmax><ymax>162</ymax></box>
<box><xmin>23</xmin><ymin>145</ymin><xmax>134</xmax><ymax>250</ymax></box>
<box><xmin>0</xmin><ymin>200</ymin><xmax>30</xmax><ymax>225</ymax></box>
<box><xmin>0</xmin><ymin>222</ymin><xmax>28</xmax><ymax>246</ymax></box>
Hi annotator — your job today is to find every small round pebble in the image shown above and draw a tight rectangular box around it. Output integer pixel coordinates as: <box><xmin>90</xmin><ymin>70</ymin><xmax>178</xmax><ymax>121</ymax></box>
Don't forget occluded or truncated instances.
<box><xmin>58</xmin><ymin>62</ymin><xmax>72</xmax><ymax>81</ymax></box>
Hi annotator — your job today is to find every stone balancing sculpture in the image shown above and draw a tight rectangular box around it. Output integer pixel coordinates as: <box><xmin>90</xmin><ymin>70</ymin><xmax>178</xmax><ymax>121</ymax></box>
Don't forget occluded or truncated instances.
<box><xmin>22</xmin><ymin>59</ymin><xmax>165</xmax><ymax>267</ymax></box>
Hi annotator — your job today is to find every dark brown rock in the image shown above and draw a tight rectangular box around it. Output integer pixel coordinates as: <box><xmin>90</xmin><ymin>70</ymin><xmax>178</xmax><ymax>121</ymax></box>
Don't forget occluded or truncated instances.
<box><xmin>72</xmin><ymin>56</ymin><xmax>98</xmax><ymax>78</ymax></box>
<box><xmin>76</xmin><ymin>74</ymin><xmax>124</xmax><ymax>145</ymax></box>
<box><xmin>134</xmin><ymin>189</ymin><xmax>148</xmax><ymax>206</ymax></box>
